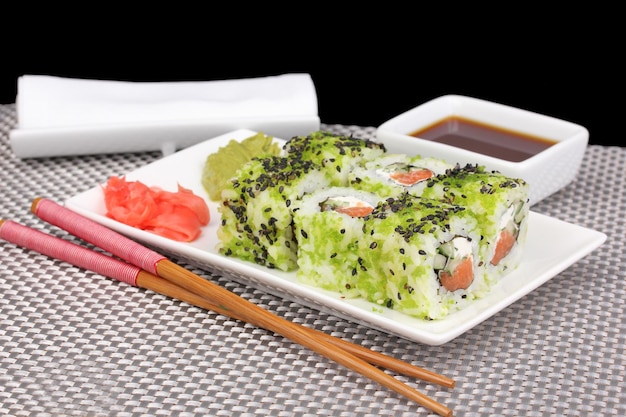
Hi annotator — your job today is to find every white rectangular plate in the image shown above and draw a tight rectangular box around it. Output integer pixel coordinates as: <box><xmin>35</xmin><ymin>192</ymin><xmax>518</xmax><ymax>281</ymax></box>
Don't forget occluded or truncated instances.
<box><xmin>65</xmin><ymin>129</ymin><xmax>607</xmax><ymax>345</ymax></box>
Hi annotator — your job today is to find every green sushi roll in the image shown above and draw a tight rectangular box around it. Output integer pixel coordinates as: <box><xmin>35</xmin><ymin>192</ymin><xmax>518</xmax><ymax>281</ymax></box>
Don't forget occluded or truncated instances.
<box><xmin>356</xmin><ymin>193</ymin><xmax>486</xmax><ymax>320</ymax></box>
<box><xmin>209</xmin><ymin>130</ymin><xmax>531</xmax><ymax>321</ymax></box>
<box><xmin>292</xmin><ymin>187</ymin><xmax>381</xmax><ymax>297</ymax></box>
<box><xmin>218</xmin><ymin>155</ymin><xmax>330</xmax><ymax>271</ymax></box>
<box><xmin>283</xmin><ymin>131</ymin><xmax>387</xmax><ymax>186</ymax></box>
<box><xmin>419</xmin><ymin>164</ymin><xmax>530</xmax><ymax>284</ymax></box>
<box><xmin>349</xmin><ymin>153</ymin><xmax>453</xmax><ymax>198</ymax></box>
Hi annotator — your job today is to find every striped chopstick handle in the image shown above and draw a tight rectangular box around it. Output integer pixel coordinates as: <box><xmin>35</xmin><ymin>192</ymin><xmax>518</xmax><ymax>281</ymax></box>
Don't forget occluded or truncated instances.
<box><xmin>31</xmin><ymin>198</ymin><xmax>166</xmax><ymax>276</ymax></box>
<box><xmin>0</xmin><ymin>219</ymin><xmax>140</xmax><ymax>286</ymax></box>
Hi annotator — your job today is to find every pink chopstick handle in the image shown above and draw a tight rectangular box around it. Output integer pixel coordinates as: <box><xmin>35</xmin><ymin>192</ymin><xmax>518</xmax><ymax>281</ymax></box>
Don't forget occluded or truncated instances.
<box><xmin>0</xmin><ymin>220</ymin><xmax>141</xmax><ymax>286</ymax></box>
<box><xmin>32</xmin><ymin>198</ymin><xmax>165</xmax><ymax>275</ymax></box>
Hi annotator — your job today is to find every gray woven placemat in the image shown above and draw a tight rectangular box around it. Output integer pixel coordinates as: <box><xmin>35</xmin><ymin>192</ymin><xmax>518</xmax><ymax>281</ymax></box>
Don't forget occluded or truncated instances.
<box><xmin>1</xmin><ymin>103</ymin><xmax>624</xmax><ymax>416</ymax></box>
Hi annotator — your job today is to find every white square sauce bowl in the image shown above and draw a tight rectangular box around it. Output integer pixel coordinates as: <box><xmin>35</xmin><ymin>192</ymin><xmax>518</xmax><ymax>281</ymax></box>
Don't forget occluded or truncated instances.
<box><xmin>375</xmin><ymin>95</ymin><xmax>589</xmax><ymax>205</ymax></box>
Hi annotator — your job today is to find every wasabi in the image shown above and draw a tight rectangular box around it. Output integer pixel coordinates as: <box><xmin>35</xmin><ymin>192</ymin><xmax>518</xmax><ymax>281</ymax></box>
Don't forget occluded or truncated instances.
<box><xmin>201</xmin><ymin>132</ymin><xmax>281</xmax><ymax>201</ymax></box>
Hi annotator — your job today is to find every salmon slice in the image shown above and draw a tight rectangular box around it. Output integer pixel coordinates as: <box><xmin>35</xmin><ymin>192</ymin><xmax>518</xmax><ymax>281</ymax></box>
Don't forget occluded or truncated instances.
<box><xmin>320</xmin><ymin>196</ymin><xmax>374</xmax><ymax>218</ymax></box>
<box><xmin>438</xmin><ymin>256</ymin><xmax>474</xmax><ymax>292</ymax></box>
<box><xmin>491</xmin><ymin>228</ymin><xmax>516</xmax><ymax>265</ymax></box>
<box><xmin>389</xmin><ymin>168</ymin><xmax>434</xmax><ymax>186</ymax></box>
<box><xmin>334</xmin><ymin>205</ymin><xmax>374</xmax><ymax>217</ymax></box>
<box><xmin>102</xmin><ymin>176</ymin><xmax>210</xmax><ymax>242</ymax></box>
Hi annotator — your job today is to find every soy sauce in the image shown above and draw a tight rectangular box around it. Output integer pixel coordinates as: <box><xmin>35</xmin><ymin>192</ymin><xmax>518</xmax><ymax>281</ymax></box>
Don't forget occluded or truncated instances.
<box><xmin>409</xmin><ymin>116</ymin><xmax>557</xmax><ymax>162</ymax></box>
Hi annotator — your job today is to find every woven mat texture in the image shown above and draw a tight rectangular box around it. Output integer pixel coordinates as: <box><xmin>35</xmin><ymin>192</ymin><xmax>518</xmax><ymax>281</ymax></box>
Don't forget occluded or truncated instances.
<box><xmin>1</xmin><ymin>104</ymin><xmax>624</xmax><ymax>416</ymax></box>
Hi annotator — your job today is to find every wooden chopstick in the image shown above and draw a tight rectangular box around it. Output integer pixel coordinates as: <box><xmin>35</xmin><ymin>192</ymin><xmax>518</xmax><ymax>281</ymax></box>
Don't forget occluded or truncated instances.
<box><xmin>135</xmin><ymin>269</ymin><xmax>454</xmax><ymax>387</ymax></box>
<box><xmin>27</xmin><ymin>198</ymin><xmax>455</xmax><ymax>416</ymax></box>
<box><xmin>0</xmin><ymin>217</ymin><xmax>452</xmax><ymax>417</ymax></box>
<box><xmin>147</xmin><ymin>261</ymin><xmax>454</xmax><ymax>417</ymax></box>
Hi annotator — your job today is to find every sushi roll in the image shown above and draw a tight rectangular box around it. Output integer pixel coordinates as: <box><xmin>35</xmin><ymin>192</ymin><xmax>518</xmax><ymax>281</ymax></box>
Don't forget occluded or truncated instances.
<box><xmin>419</xmin><ymin>164</ymin><xmax>530</xmax><ymax>284</ymax></box>
<box><xmin>218</xmin><ymin>155</ymin><xmax>329</xmax><ymax>271</ymax></box>
<box><xmin>291</xmin><ymin>187</ymin><xmax>381</xmax><ymax>297</ymax></box>
<box><xmin>357</xmin><ymin>193</ymin><xmax>487</xmax><ymax>320</ymax></box>
<box><xmin>283</xmin><ymin>131</ymin><xmax>387</xmax><ymax>186</ymax></box>
<box><xmin>210</xmin><ymin>130</ymin><xmax>531</xmax><ymax>320</ymax></box>
<box><xmin>349</xmin><ymin>153</ymin><xmax>453</xmax><ymax>198</ymax></box>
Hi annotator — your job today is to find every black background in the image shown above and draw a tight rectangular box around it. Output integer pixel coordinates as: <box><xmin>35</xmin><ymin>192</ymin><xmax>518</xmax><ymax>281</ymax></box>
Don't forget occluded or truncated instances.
<box><xmin>1</xmin><ymin>11</ymin><xmax>620</xmax><ymax>146</ymax></box>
